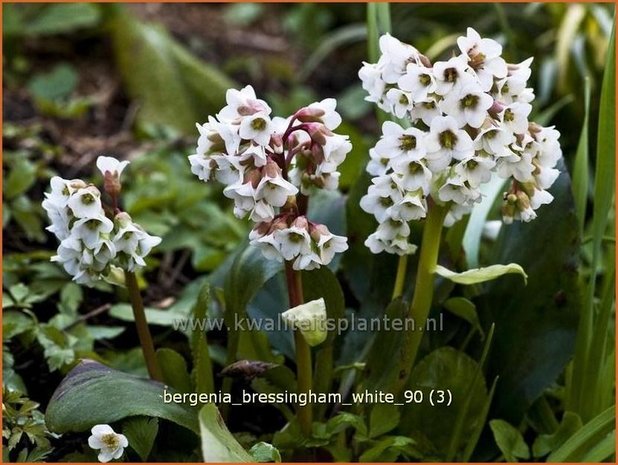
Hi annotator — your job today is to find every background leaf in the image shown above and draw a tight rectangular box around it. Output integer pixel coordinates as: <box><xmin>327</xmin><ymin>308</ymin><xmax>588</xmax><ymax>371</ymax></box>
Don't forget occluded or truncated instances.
<box><xmin>45</xmin><ymin>360</ymin><xmax>199</xmax><ymax>434</ymax></box>
<box><xmin>199</xmin><ymin>404</ymin><xmax>252</xmax><ymax>462</ymax></box>
<box><xmin>481</xmin><ymin>161</ymin><xmax>580</xmax><ymax>424</ymax></box>
<box><xmin>123</xmin><ymin>416</ymin><xmax>159</xmax><ymax>461</ymax></box>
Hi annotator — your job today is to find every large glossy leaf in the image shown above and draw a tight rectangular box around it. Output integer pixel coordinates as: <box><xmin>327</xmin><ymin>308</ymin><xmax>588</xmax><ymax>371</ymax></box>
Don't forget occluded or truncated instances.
<box><xmin>45</xmin><ymin>360</ymin><xmax>199</xmax><ymax>434</ymax></box>
<box><xmin>481</xmin><ymin>161</ymin><xmax>580</xmax><ymax>423</ymax></box>
<box><xmin>199</xmin><ymin>404</ymin><xmax>252</xmax><ymax>462</ymax></box>
<box><xmin>107</xmin><ymin>5</ymin><xmax>234</xmax><ymax>134</ymax></box>
<box><xmin>399</xmin><ymin>347</ymin><xmax>488</xmax><ymax>460</ymax></box>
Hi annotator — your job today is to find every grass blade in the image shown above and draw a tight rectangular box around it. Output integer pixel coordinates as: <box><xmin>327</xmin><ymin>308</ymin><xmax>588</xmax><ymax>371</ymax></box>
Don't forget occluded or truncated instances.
<box><xmin>546</xmin><ymin>405</ymin><xmax>615</xmax><ymax>462</ymax></box>
<box><xmin>571</xmin><ymin>76</ymin><xmax>591</xmax><ymax>234</ymax></box>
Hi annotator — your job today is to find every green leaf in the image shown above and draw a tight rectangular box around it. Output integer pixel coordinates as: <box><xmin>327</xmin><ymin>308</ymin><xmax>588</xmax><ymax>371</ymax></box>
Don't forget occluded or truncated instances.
<box><xmin>224</xmin><ymin>244</ymin><xmax>282</xmax><ymax>323</ymax></box>
<box><xmin>462</xmin><ymin>176</ymin><xmax>506</xmax><ymax>268</ymax></box>
<box><xmin>190</xmin><ymin>282</ymin><xmax>214</xmax><ymax>394</ymax></box>
<box><xmin>107</xmin><ymin>6</ymin><xmax>234</xmax><ymax>134</ymax></box>
<box><xmin>198</xmin><ymin>404</ymin><xmax>252</xmax><ymax>462</ymax></box>
<box><xmin>45</xmin><ymin>360</ymin><xmax>199</xmax><ymax>434</ymax></box>
<box><xmin>489</xmin><ymin>419</ymin><xmax>530</xmax><ymax>462</ymax></box>
<box><xmin>435</xmin><ymin>263</ymin><xmax>527</xmax><ymax>285</ymax></box>
<box><xmin>156</xmin><ymin>348</ymin><xmax>192</xmax><ymax>393</ymax></box>
<box><xmin>123</xmin><ymin>416</ymin><xmax>158</xmax><ymax>461</ymax></box>
<box><xmin>27</xmin><ymin>63</ymin><xmax>78</xmax><ymax>101</ymax></box>
<box><xmin>546</xmin><ymin>405</ymin><xmax>615</xmax><ymax>462</ymax></box>
<box><xmin>22</xmin><ymin>4</ymin><xmax>101</xmax><ymax>36</ymax></box>
<box><xmin>359</xmin><ymin>436</ymin><xmax>420</xmax><ymax>462</ymax></box>
<box><xmin>109</xmin><ymin>304</ymin><xmax>183</xmax><ymax>327</ymax></box>
<box><xmin>59</xmin><ymin>283</ymin><xmax>83</xmax><ymax>315</ymax></box>
<box><xmin>369</xmin><ymin>404</ymin><xmax>400</xmax><ymax>438</ymax></box>
<box><xmin>4</xmin><ymin>157</ymin><xmax>37</xmax><ymax>200</ymax></box>
<box><xmin>249</xmin><ymin>442</ymin><xmax>282</xmax><ymax>463</ymax></box>
<box><xmin>532</xmin><ymin>411</ymin><xmax>583</xmax><ymax>458</ymax></box>
<box><xmin>363</xmin><ymin>299</ymin><xmax>408</xmax><ymax>392</ymax></box>
<box><xmin>483</xmin><ymin>161</ymin><xmax>580</xmax><ymax>423</ymax></box>
<box><xmin>399</xmin><ymin>347</ymin><xmax>488</xmax><ymax>459</ymax></box>
<box><xmin>443</xmin><ymin>297</ymin><xmax>484</xmax><ymax>339</ymax></box>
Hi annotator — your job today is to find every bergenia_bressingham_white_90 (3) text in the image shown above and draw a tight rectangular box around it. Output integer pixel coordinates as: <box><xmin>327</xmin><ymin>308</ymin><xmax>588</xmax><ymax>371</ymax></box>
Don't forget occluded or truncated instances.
<box><xmin>358</xmin><ymin>28</ymin><xmax>562</xmax><ymax>255</ymax></box>
<box><xmin>188</xmin><ymin>85</ymin><xmax>351</xmax><ymax>270</ymax></box>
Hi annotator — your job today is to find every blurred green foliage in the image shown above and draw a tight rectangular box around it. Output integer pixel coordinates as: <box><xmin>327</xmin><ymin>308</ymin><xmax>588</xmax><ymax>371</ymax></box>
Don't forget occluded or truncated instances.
<box><xmin>2</xmin><ymin>3</ymin><xmax>614</xmax><ymax>463</ymax></box>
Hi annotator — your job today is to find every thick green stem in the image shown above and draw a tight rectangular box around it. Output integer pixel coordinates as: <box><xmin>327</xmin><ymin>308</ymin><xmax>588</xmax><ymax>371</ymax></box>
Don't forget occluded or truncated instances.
<box><xmin>391</xmin><ymin>254</ymin><xmax>409</xmax><ymax>300</ymax></box>
<box><xmin>124</xmin><ymin>271</ymin><xmax>163</xmax><ymax>382</ymax></box>
<box><xmin>391</xmin><ymin>204</ymin><xmax>447</xmax><ymax>394</ymax></box>
<box><xmin>284</xmin><ymin>262</ymin><xmax>313</xmax><ymax>436</ymax></box>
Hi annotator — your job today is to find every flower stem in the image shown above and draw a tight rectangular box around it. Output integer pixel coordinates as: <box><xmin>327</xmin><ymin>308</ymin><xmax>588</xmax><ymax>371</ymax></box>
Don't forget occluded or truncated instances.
<box><xmin>284</xmin><ymin>262</ymin><xmax>313</xmax><ymax>436</ymax></box>
<box><xmin>124</xmin><ymin>271</ymin><xmax>163</xmax><ymax>382</ymax></box>
<box><xmin>392</xmin><ymin>204</ymin><xmax>447</xmax><ymax>394</ymax></box>
<box><xmin>391</xmin><ymin>254</ymin><xmax>409</xmax><ymax>300</ymax></box>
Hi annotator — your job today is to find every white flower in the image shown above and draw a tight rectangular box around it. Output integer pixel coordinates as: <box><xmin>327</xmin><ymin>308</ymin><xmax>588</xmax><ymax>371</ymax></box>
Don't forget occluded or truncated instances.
<box><xmin>392</xmin><ymin>158</ymin><xmax>432</xmax><ymax>194</ymax></box>
<box><xmin>239</xmin><ymin>144</ymin><xmax>269</xmax><ymax>167</ymax></box>
<box><xmin>359</xmin><ymin>62</ymin><xmax>386</xmax><ymax>103</ymax></box>
<box><xmin>366</xmin><ymin>147</ymin><xmax>391</xmax><ymax>177</ymax></box>
<box><xmin>497</xmin><ymin>150</ymin><xmax>535</xmax><ymax>182</ymax></box>
<box><xmin>305</xmin><ymin>98</ymin><xmax>342</xmax><ymax>130</ymax></box>
<box><xmin>223</xmin><ymin>182</ymin><xmax>258</xmax><ymax>219</ymax></box>
<box><xmin>256</xmin><ymin>163</ymin><xmax>298</xmax><ymax>207</ymax></box>
<box><xmin>316</xmin><ymin>231</ymin><xmax>348</xmax><ymax>265</ymax></box>
<box><xmin>398</xmin><ymin>63</ymin><xmax>436</xmax><ymax>101</ymax></box>
<box><xmin>425</xmin><ymin>116</ymin><xmax>474</xmax><ymax>171</ymax></box>
<box><xmin>96</xmin><ymin>156</ymin><xmax>130</xmax><ymax>180</ymax></box>
<box><xmin>188</xmin><ymin>154</ymin><xmax>213</xmax><ymax>182</ymax></box>
<box><xmin>375</xmin><ymin>121</ymin><xmax>427</xmax><ymax>161</ymax></box>
<box><xmin>390</xmin><ymin>192</ymin><xmax>427</xmax><ymax>221</ymax></box>
<box><xmin>499</xmin><ymin>102</ymin><xmax>532</xmax><ymax>134</ymax></box>
<box><xmin>438</xmin><ymin>175</ymin><xmax>480</xmax><ymax>205</ymax></box>
<box><xmin>293</xmin><ymin>251</ymin><xmax>322</xmax><ymax>271</ymax></box>
<box><xmin>457</xmin><ymin>27</ymin><xmax>507</xmax><ymax>91</ymax></box>
<box><xmin>67</xmin><ymin>186</ymin><xmax>104</xmax><ymax>219</ymax></box>
<box><xmin>239</xmin><ymin>112</ymin><xmax>273</xmax><ymax>146</ymax></box>
<box><xmin>474</xmin><ymin>127</ymin><xmax>515</xmax><ymax>157</ymax></box>
<box><xmin>211</xmin><ymin>155</ymin><xmax>243</xmax><ymax>185</ymax></box>
<box><xmin>379</xmin><ymin>33</ymin><xmax>420</xmax><ymax>83</ymax></box>
<box><xmin>274</xmin><ymin>224</ymin><xmax>312</xmax><ymax>261</ymax></box>
<box><xmin>251</xmin><ymin>231</ymin><xmax>283</xmax><ymax>262</ymax></box>
<box><xmin>88</xmin><ymin>424</ymin><xmax>128</xmax><ymax>463</ymax></box>
<box><xmin>385</xmin><ymin>88</ymin><xmax>413</xmax><ymax>118</ymax></box>
<box><xmin>218</xmin><ymin>85</ymin><xmax>271</xmax><ymax>122</ymax></box>
<box><xmin>72</xmin><ymin>215</ymin><xmax>114</xmax><ymax>249</ymax></box>
<box><xmin>45</xmin><ymin>176</ymin><xmax>82</xmax><ymax>208</ymax></box>
<box><xmin>360</xmin><ymin>175</ymin><xmax>403</xmax><ymax>223</ymax></box>
<box><xmin>454</xmin><ymin>154</ymin><xmax>496</xmax><ymax>187</ymax></box>
<box><xmin>320</xmin><ymin>134</ymin><xmax>352</xmax><ymax>172</ymax></box>
<box><xmin>113</xmin><ymin>213</ymin><xmax>162</xmax><ymax>271</ymax></box>
<box><xmin>411</xmin><ymin>99</ymin><xmax>441</xmax><ymax>126</ymax></box>
<box><xmin>433</xmin><ymin>55</ymin><xmax>471</xmax><ymax>96</ymax></box>
<box><xmin>440</xmin><ymin>78</ymin><xmax>494</xmax><ymax>128</ymax></box>
<box><xmin>43</xmin><ymin>201</ymin><xmax>71</xmax><ymax>240</ymax></box>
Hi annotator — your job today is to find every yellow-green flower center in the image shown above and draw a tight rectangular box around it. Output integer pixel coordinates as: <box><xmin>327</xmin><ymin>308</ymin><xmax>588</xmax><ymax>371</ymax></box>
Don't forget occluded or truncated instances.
<box><xmin>439</xmin><ymin>130</ymin><xmax>458</xmax><ymax>149</ymax></box>
<box><xmin>102</xmin><ymin>434</ymin><xmax>119</xmax><ymax>450</ymax></box>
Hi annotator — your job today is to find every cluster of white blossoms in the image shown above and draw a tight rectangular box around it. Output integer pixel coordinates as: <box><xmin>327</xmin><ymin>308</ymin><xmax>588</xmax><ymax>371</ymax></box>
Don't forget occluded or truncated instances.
<box><xmin>189</xmin><ymin>85</ymin><xmax>350</xmax><ymax>270</ymax></box>
<box><xmin>42</xmin><ymin>156</ymin><xmax>161</xmax><ymax>286</ymax></box>
<box><xmin>358</xmin><ymin>29</ymin><xmax>562</xmax><ymax>255</ymax></box>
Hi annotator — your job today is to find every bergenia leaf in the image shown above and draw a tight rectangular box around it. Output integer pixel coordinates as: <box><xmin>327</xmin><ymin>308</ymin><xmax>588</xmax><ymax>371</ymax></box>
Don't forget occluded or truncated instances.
<box><xmin>435</xmin><ymin>263</ymin><xmax>527</xmax><ymax>285</ymax></box>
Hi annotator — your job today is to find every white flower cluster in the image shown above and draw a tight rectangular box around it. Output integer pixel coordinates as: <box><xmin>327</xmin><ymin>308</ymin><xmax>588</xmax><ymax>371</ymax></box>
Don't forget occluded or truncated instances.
<box><xmin>189</xmin><ymin>85</ymin><xmax>350</xmax><ymax>269</ymax></box>
<box><xmin>42</xmin><ymin>157</ymin><xmax>161</xmax><ymax>286</ymax></box>
<box><xmin>358</xmin><ymin>29</ymin><xmax>562</xmax><ymax>255</ymax></box>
